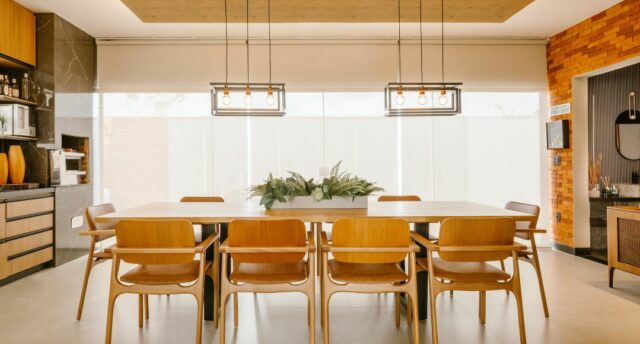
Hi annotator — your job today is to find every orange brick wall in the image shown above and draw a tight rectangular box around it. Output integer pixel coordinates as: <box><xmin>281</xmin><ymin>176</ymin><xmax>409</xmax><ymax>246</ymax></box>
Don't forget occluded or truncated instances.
<box><xmin>547</xmin><ymin>0</ymin><xmax>640</xmax><ymax>247</ymax></box>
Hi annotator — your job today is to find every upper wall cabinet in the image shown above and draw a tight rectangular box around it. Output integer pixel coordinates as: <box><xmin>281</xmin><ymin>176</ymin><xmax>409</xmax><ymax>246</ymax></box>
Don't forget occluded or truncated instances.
<box><xmin>0</xmin><ymin>0</ymin><xmax>36</xmax><ymax>68</ymax></box>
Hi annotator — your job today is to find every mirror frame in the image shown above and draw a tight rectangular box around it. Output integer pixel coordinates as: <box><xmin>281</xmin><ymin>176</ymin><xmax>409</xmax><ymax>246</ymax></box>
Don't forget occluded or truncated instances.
<box><xmin>615</xmin><ymin>109</ymin><xmax>640</xmax><ymax>160</ymax></box>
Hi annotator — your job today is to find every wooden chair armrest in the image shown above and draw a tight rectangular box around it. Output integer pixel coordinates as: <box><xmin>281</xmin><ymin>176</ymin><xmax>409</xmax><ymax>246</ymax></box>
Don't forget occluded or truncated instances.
<box><xmin>438</xmin><ymin>244</ymin><xmax>526</xmax><ymax>252</ymax></box>
<box><xmin>307</xmin><ymin>231</ymin><xmax>316</xmax><ymax>251</ymax></box>
<box><xmin>111</xmin><ymin>247</ymin><xmax>197</xmax><ymax>254</ymax></box>
<box><xmin>411</xmin><ymin>233</ymin><xmax>439</xmax><ymax>251</ymax></box>
<box><xmin>79</xmin><ymin>230</ymin><xmax>115</xmax><ymax>236</ymax></box>
<box><xmin>515</xmin><ymin>228</ymin><xmax>546</xmax><ymax>234</ymax></box>
<box><xmin>323</xmin><ymin>246</ymin><xmax>417</xmax><ymax>253</ymax></box>
<box><xmin>321</xmin><ymin>231</ymin><xmax>330</xmax><ymax>251</ymax></box>
<box><xmin>195</xmin><ymin>233</ymin><xmax>219</xmax><ymax>253</ymax></box>
<box><xmin>218</xmin><ymin>239</ymin><xmax>314</xmax><ymax>253</ymax></box>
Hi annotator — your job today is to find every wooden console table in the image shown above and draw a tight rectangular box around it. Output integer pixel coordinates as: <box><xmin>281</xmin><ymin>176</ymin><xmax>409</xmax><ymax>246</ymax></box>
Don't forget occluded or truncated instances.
<box><xmin>607</xmin><ymin>206</ymin><xmax>640</xmax><ymax>287</ymax></box>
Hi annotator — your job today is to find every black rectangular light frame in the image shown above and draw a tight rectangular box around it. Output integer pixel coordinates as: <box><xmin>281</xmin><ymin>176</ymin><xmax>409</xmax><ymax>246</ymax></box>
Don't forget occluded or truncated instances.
<box><xmin>385</xmin><ymin>82</ymin><xmax>462</xmax><ymax>116</ymax></box>
<box><xmin>210</xmin><ymin>82</ymin><xmax>286</xmax><ymax>116</ymax></box>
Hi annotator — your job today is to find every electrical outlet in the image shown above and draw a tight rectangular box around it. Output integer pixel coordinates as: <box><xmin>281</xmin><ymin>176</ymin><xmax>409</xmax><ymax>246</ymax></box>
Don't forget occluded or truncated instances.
<box><xmin>553</xmin><ymin>155</ymin><xmax>561</xmax><ymax>166</ymax></box>
<box><xmin>555</xmin><ymin>212</ymin><xmax>562</xmax><ymax>223</ymax></box>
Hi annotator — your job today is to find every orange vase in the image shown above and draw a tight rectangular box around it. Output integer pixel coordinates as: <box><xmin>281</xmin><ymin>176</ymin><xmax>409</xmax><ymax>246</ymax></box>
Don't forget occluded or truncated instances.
<box><xmin>0</xmin><ymin>153</ymin><xmax>8</xmax><ymax>185</ymax></box>
<box><xmin>8</xmin><ymin>145</ymin><xmax>25</xmax><ymax>184</ymax></box>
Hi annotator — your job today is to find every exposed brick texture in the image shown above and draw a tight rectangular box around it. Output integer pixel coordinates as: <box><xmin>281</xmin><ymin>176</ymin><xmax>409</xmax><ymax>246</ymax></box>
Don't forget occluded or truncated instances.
<box><xmin>547</xmin><ymin>0</ymin><xmax>640</xmax><ymax>247</ymax></box>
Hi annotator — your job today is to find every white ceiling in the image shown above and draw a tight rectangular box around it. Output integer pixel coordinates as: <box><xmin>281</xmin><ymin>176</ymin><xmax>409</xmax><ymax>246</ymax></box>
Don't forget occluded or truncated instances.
<box><xmin>16</xmin><ymin>0</ymin><xmax>622</xmax><ymax>39</ymax></box>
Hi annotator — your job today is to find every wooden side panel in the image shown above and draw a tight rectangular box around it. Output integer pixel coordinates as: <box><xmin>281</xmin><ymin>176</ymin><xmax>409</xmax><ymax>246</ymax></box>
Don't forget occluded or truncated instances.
<box><xmin>0</xmin><ymin>203</ymin><xmax>5</xmax><ymax>240</ymax></box>
<box><xmin>6</xmin><ymin>247</ymin><xmax>53</xmax><ymax>276</ymax></box>
<box><xmin>6</xmin><ymin>197</ymin><xmax>54</xmax><ymax>219</ymax></box>
<box><xmin>6</xmin><ymin>230</ymin><xmax>53</xmax><ymax>257</ymax></box>
<box><xmin>6</xmin><ymin>214</ymin><xmax>53</xmax><ymax>238</ymax></box>
<box><xmin>0</xmin><ymin>243</ymin><xmax>6</xmax><ymax>279</ymax></box>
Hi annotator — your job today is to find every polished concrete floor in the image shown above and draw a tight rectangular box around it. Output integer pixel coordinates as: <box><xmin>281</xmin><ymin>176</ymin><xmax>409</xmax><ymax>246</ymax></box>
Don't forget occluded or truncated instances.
<box><xmin>1</xmin><ymin>249</ymin><xmax>639</xmax><ymax>344</ymax></box>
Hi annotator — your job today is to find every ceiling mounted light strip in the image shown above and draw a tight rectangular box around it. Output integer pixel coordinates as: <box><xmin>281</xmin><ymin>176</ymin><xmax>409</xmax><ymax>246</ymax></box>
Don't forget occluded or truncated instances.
<box><xmin>385</xmin><ymin>0</ymin><xmax>462</xmax><ymax>116</ymax></box>
<box><xmin>211</xmin><ymin>0</ymin><xmax>286</xmax><ymax>116</ymax></box>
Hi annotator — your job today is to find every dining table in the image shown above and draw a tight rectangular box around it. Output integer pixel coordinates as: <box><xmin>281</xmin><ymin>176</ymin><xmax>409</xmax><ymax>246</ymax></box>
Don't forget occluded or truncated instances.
<box><xmin>96</xmin><ymin>200</ymin><xmax>536</xmax><ymax>321</ymax></box>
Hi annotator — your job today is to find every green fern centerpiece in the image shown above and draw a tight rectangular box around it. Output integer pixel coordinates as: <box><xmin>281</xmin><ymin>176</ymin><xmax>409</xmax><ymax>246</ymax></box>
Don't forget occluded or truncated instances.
<box><xmin>249</xmin><ymin>162</ymin><xmax>384</xmax><ymax>209</ymax></box>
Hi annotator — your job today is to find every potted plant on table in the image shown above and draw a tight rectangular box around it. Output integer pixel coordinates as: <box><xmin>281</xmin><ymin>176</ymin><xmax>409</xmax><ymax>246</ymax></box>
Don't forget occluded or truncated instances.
<box><xmin>249</xmin><ymin>162</ymin><xmax>383</xmax><ymax>209</ymax></box>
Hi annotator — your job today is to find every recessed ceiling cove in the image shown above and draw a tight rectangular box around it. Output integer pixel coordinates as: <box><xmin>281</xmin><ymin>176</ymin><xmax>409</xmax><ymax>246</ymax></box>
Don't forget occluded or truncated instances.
<box><xmin>120</xmin><ymin>0</ymin><xmax>535</xmax><ymax>24</ymax></box>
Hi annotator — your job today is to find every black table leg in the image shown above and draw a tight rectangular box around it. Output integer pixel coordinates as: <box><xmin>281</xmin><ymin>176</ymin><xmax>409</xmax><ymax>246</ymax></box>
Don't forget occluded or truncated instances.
<box><xmin>414</xmin><ymin>223</ymin><xmax>430</xmax><ymax>320</ymax></box>
<box><xmin>202</xmin><ymin>224</ymin><xmax>216</xmax><ymax>321</ymax></box>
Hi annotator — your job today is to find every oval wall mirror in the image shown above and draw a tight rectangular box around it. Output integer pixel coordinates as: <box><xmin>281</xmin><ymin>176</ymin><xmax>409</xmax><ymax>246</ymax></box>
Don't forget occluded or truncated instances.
<box><xmin>615</xmin><ymin>109</ymin><xmax>640</xmax><ymax>160</ymax></box>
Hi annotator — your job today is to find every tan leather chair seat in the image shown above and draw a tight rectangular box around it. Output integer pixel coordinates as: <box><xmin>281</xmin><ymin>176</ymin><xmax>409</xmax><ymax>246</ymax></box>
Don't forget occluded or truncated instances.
<box><xmin>121</xmin><ymin>261</ymin><xmax>207</xmax><ymax>285</ymax></box>
<box><xmin>230</xmin><ymin>262</ymin><xmax>307</xmax><ymax>284</ymax></box>
<box><xmin>328</xmin><ymin>260</ymin><xmax>408</xmax><ymax>283</ymax></box>
<box><xmin>418</xmin><ymin>257</ymin><xmax>510</xmax><ymax>282</ymax></box>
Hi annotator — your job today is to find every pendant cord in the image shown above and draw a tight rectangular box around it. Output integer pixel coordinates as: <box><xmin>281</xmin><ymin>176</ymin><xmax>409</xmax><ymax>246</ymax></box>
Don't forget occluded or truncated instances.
<box><xmin>441</xmin><ymin>0</ymin><xmax>445</xmax><ymax>85</ymax></box>
<box><xmin>419</xmin><ymin>0</ymin><xmax>423</xmax><ymax>83</ymax></box>
<box><xmin>224</xmin><ymin>0</ymin><xmax>228</xmax><ymax>84</ymax></box>
<box><xmin>397</xmin><ymin>0</ymin><xmax>402</xmax><ymax>83</ymax></box>
<box><xmin>246</xmin><ymin>0</ymin><xmax>250</xmax><ymax>85</ymax></box>
<box><xmin>268</xmin><ymin>0</ymin><xmax>272</xmax><ymax>85</ymax></box>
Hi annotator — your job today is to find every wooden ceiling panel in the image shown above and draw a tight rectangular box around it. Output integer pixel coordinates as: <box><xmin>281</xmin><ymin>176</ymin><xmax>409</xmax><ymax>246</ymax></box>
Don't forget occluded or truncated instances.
<box><xmin>120</xmin><ymin>0</ymin><xmax>535</xmax><ymax>24</ymax></box>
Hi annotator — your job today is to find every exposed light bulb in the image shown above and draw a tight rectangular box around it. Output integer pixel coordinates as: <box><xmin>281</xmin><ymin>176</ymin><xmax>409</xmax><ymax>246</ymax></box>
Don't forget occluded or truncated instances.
<box><xmin>244</xmin><ymin>87</ymin><xmax>252</xmax><ymax>106</ymax></box>
<box><xmin>418</xmin><ymin>88</ymin><xmax>427</xmax><ymax>105</ymax></box>
<box><xmin>222</xmin><ymin>88</ymin><xmax>232</xmax><ymax>105</ymax></box>
<box><xmin>396</xmin><ymin>88</ymin><xmax>405</xmax><ymax>105</ymax></box>
<box><xmin>438</xmin><ymin>89</ymin><xmax>448</xmax><ymax>105</ymax></box>
<box><xmin>266</xmin><ymin>88</ymin><xmax>275</xmax><ymax>105</ymax></box>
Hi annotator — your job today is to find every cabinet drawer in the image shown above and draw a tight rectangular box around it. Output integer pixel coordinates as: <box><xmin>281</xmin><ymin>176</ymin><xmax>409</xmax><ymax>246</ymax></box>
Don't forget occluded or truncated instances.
<box><xmin>6</xmin><ymin>214</ymin><xmax>53</xmax><ymax>239</ymax></box>
<box><xmin>6</xmin><ymin>247</ymin><xmax>53</xmax><ymax>276</ymax></box>
<box><xmin>6</xmin><ymin>197</ymin><xmax>54</xmax><ymax>219</ymax></box>
<box><xmin>6</xmin><ymin>230</ymin><xmax>53</xmax><ymax>257</ymax></box>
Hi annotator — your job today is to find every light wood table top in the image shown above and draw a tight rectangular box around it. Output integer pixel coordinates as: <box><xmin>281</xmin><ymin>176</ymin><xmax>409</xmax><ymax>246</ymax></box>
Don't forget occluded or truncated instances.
<box><xmin>96</xmin><ymin>201</ymin><xmax>536</xmax><ymax>224</ymax></box>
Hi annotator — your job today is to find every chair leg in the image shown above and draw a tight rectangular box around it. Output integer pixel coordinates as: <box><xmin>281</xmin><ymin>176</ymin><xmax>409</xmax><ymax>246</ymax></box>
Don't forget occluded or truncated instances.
<box><xmin>213</xmin><ymin>242</ymin><xmax>220</xmax><ymax>329</ymax></box>
<box><xmin>76</xmin><ymin>252</ymin><xmax>95</xmax><ymax>320</ymax></box>
<box><xmin>105</xmin><ymin>293</ymin><xmax>118</xmax><ymax>344</ymax></box>
<box><xmin>144</xmin><ymin>294</ymin><xmax>149</xmax><ymax>320</ymax></box>
<box><xmin>219</xmin><ymin>293</ymin><xmax>228</xmax><ymax>344</ymax></box>
<box><xmin>196</xmin><ymin>293</ymin><xmax>204</xmax><ymax>344</ymax></box>
<box><xmin>233</xmin><ymin>293</ymin><xmax>239</xmax><ymax>327</ymax></box>
<box><xmin>410</xmin><ymin>292</ymin><xmax>419</xmax><ymax>344</ymax></box>
<box><xmin>138</xmin><ymin>294</ymin><xmax>144</xmax><ymax>328</ymax></box>
<box><xmin>394</xmin><ymin>293</ymin><xmax>401</xmax><ymax>328</ymax></box>
<box><xmin>530</xmin><ymin>245</ymin><xmax>550</xmax><ymax>318</ymax></box>
<box><xmin>512</xmin><ymin>257</ymin><xmax>527</xmax><ymax>344</ymax></box>
<box><xmin>609</xmin><ymin>267</ymin><xmax>615</xmax><ymax>288</ymax></box>
<box><xmin>406</xmin><ymin>293</ymin><xmax>412</xmax><ymax>325</ymax></box>
<box><xmin>429</xmin><ymin>283</ymin><xmax>440</xmax><ymax>344</ymax></box>
<box><xmin>308</xmin><ymin>292</ymin><xmax>316</xmax><ymax>344</ymax></box>
<box><xmin>322</xmin><ymin>293</ymin><xmax>331</xmax><ymax>344</ymax></box>
<box><xmin>479</xmin><ymin>291</ymin><xmax>486</xmax><ymax>325</ymax></box>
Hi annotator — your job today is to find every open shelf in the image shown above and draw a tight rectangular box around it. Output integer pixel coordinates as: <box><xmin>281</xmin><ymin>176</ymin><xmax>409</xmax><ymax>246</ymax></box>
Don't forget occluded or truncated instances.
<box><xmin>0</xmin><ymin>95</ymin><xmax>37</xmax><ymax>106</ymax></box>
<box><xmin>0</xmin><ymin>135</ymin><xmax>37</xmax><ymax>142</ymax></box>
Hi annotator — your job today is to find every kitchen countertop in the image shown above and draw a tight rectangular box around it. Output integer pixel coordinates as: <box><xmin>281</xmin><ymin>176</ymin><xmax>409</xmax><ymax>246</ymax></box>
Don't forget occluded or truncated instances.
<box><xmin>0</xmin><ymin>188</ymin><xmax>55</xmax><ymax>202</ymax></box>
<box><xmin>589</xmin><ymin>196</ymin><xmax>640</xmax><ymax>202</ymax></box>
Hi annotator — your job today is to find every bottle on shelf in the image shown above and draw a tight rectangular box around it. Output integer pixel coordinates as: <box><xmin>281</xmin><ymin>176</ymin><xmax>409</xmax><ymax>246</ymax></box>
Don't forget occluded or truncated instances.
<box><xmin>2</xmin><ymin>76</ymin><xmax>10</xmax><ymax>97</ymax></box>
<box><xmin>10</xmin><ymin>79</ymin><xmax>19</xmax><ymax>98</ymax></box>
<box><xmin>0</xmin><ymin>75</ymin><xmax>4</xmax><ymax>96</ymax></box>
<box><xmin>21</xmin><ymin>73</ymin><xmax>30</xmax><ymax>101</ymax></box>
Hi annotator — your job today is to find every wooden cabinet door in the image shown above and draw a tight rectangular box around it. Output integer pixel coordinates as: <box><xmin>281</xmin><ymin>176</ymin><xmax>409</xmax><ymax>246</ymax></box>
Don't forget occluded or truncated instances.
<box><xmin>0</xmin><ymin>0</ymin><xmax>36</xmax><ymax>66</ymax></box>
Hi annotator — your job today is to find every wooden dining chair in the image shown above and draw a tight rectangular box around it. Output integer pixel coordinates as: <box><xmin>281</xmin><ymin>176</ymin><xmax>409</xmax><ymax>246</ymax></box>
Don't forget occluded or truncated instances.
<box><xmin>180</xmin><ymin>196</ymin><xmax>224</xmax><ymax>327</ymax></box>
<box><xmin>218</xmin><ymin>219</ymin><xmax>316</xmax><ymax>344</ymax></box>
<box><xmin>505</xmin><ymin>201</ymin><xmax>549</xmax><ymax>318</ymax></box>
<box><xmin>414</xmin><ymin>218</ymin><xmax>527</xmax><ymax>344</ymax></box>
<box><xmin>104</xmin><ymin>219</ymin><xmax>218</xmax><ymax>344</ymax></box>
<box><xmin>320</xmin><ymin>218</ymin><xmax>420</xmax><ymax>344</ymax></box>
<box><xmin>77</xmin><ymin>203</ymin><xmax>148</xmax><ymax>327</ymax></box>
<box><xmin>377</xmin><ymin>195</ymin><xmax>421</xmax><ymax>326</ymax></box>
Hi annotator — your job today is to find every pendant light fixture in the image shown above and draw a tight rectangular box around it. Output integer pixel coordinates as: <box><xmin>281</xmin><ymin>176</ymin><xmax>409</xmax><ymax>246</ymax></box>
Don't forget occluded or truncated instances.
<box><xmin>211</xmin><ymin>0</ymin><xmax>286</xmax><ymax>116</ymax></box>
<box><xmin>385</xmin><ymin>0</ymin><xmax>462</xmax><ymax>116</ymax></box>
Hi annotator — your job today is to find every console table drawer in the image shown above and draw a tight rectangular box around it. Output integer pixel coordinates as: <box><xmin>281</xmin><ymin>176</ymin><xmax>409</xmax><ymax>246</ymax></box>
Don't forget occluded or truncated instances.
<box><xmin>6</xmin><ymin>247</ymin><xmax>53</xmax><ymax>276</ymax></box>
<box><xmin>6</xmin><ymin>197</ymin><xmax>54</xmax><ymax>219</ymax></box>
<box><xmin>6</xmin><ymin>214</ymin><xmax>54</xmax><ymax>239</ymax></box>
<box><xmin>6</xmin><ymin>230</ymin><xmax>53</xmax><ymax>257</ymax></box>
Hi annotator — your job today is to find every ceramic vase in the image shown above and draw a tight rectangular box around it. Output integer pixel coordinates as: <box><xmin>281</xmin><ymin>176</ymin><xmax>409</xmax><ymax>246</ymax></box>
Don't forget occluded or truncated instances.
<box><xmin>8</xmin><ymin>145</ymin><xmax>25</xmax><ymax>184</ymax></box>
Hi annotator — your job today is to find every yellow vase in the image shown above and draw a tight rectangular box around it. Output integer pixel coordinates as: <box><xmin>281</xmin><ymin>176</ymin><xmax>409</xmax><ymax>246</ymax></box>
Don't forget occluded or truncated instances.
<box><xmin>8</xmin><ymin>145</ymin><xmax>25</xmax><ymax>184</ymax></box>
<box><xmin>0</xmin><ymin>153</ymin><xmax>8</xmax><ymax>185</ymax></box>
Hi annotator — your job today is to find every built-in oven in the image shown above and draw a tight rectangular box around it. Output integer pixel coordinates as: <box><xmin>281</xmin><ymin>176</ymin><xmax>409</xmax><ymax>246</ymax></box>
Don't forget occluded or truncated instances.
<box><xmin>0</xmin><ymin>103</ymin><xmax>36</xmax><ymax>137</ymax></box>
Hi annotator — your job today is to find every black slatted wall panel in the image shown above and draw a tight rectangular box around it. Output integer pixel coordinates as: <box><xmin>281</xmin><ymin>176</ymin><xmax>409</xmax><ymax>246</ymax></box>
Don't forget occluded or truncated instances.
<box><xmin>588</xmin><ymin>63</ymin><xmax>640</xmax><ymax>184</ymax></box>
